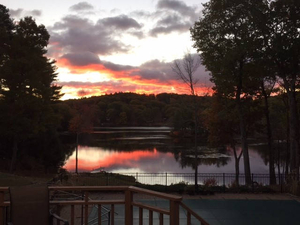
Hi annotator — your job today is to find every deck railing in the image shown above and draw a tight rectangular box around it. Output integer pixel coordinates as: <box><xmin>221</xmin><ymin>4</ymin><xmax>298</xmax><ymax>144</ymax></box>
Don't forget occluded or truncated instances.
<box><xmin>0</xmin><ymin>186</ymin><xmax>209</xmax><ymax>225</ymax></box>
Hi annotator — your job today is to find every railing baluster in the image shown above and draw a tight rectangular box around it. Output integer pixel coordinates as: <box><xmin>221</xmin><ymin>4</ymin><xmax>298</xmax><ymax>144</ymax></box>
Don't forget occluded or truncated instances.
<box><xmin>98</xmin><ymin>204</ymin><xmax>101</xmax><ymax>225</ymax></box>
<box><xmin>84</xmin><ymin>191</ymin><xmax>89</xmax><ymax>225</ymax></box>
<box><xmin>139</xmin><ymin>207</ymin><xmax>143</xmax><ymax>225</ymax></box>
<box><xmin>159</xmin><ymin>213</ymin><xmax>163</xmax><ymax>225</ymax></box>
<box><xmin>111</xmin><ymin>204</ymin><xmax>115</xmax><ymax>225</ymax></box>
<box><xmin>125</xmin><ymin>188</ymin><xmax>133</xmax><ymax>225</ymax></box>
<box><xmin>0</xmin><ymin>190</ymin><xmax>4</xmax><ymax>225</ymax></box>
<box><xmin>149</xmin><ymin>210</ymin><xmax>153</xmax><ymax>225</ymax></box>
<box><xmin>187</xmin><ymin>211</ymin><xmax>191</xmax><ymax>225</ymax></box>
<box><xmin>170</xmin><ymin>200</ymin><xmax>179</xmax><ymax>225</ymax></box>
<box><xmin>71</xmin><ymin>205</ymin><xmax>74</xmax><ymax>225</ymax></box>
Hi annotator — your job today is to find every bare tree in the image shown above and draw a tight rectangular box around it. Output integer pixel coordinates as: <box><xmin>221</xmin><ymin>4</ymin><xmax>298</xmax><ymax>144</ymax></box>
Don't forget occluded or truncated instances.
<box><xmin>172</xmin><ymin>52</ymin><xmax>201</xmax><ymax>96</ymax></box>
<box><xmin>172</xmin><ymin>52</ymin><xmax>201</xmax><ymax>192</ymax></box>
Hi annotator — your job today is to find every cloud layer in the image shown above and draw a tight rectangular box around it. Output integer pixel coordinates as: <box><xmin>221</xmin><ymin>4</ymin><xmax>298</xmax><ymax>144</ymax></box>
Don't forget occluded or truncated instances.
<box><xmin>9</xmin><ymin>0</ymin><xmax>210</xmax><ymax>99</ymax></box>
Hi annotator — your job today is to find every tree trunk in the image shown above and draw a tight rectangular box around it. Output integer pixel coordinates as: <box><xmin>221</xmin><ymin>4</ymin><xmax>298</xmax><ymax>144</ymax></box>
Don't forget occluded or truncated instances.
<box><xmin>9</xmin><ymin>137</ymin><xmax>18</xmax><ymax>173</ymax></box>
<box><xmin>287</xmin><ymin>89</ymin><xmax>299</xmax><ymax>179</ymax></box>
<box><xmin>232</xmin><ymin>143</ymin><xmax>241</xmax><ymax>186</ymax></box>
<box><xmin>236</xmin><ymin>62</ymin><xmax>251</xmax><ymax>185</ymax></box>
<box><xmin>193</xmin><ymin>96</ymin><xmax>198</xmax><ymax>192</ymax></box>
<box><xmin>281</xmin><ymin>94</ymin><xmax>290</xmax><ymax>179</ymax></box>
<box><xmin>261</xmin><ymin>82</ymin><xmax>276</xmax><ymax>184</ymax></box>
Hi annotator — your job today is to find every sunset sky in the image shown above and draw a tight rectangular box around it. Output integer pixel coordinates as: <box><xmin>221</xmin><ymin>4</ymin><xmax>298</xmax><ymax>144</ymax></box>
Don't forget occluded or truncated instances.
<box><xmin>1</xmin><ymin>0</ymin><xmax>212</xmax><ymax>100</ymax></box>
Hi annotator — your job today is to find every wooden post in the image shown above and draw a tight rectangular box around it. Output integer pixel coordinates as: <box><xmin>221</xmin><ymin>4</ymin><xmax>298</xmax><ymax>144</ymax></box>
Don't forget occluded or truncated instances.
<box><xmin>125</xmin><ymin>188</ymin><xmax>133</xmax><ymax>225</ymax></box>
<box><xmin>187</xmin><ymin>212</ymin><xmax>191</xmax><ymax>225</ymax></box>
<box><xmin>139</xmin><ymin>208</ymin><xmax>143</xmax><ymax>225</ymax></box>
<box><xmin>98</xmin><ymin>204</ymin><xmax>102</xmax><ymax>225</ymax></box>
<box><xmin>0</xmin><ymin>191</ymin><xmax>4</xmax><ymax>225</ymax></box>
<box><xmin>169</xmin><ymin>200</ymin><xmax>179</xmax><ymax>225</ymax></box>
<box><xmin>149</xmin><ymin>210</ymin><xmax>153</xmax><ymax>225</ymax></box>
<box><xmin>84</xmin><ymin>191</ymin><xmax>89</xmax><ymax>225</ymax></box>
<box><xmin>159</xmin><ymin>213</ymin><xmax>163</xmax><ymax>225</ymax></box>
<box><xmin>71</xmin><ymin>205</ymin><xmax>75</xmax><ymax>225</ymax></box>
<box><xmin>111</xmin><ymin>204</ymin><xmax>115</xmax><ymax>225</ymax></box>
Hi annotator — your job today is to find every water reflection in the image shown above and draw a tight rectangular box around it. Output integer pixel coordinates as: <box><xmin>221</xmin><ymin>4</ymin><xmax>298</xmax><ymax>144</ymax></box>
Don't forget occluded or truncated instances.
<box><xmin>63</xmin><ymin>128</ymin><xmax>270</xmax><ymax>174</ymax></box>
<box><xmin>64</xmin><ymin>146</ymin><xmax>175</xmax><ymax>173</ymax></box>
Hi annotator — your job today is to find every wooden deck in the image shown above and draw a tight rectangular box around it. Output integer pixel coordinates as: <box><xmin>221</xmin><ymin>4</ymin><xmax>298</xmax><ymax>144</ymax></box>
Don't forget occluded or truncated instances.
<box><xmin>0</xmin><ymin>186</ymin><xmax>209</xmax><ymax>225</ymax></box>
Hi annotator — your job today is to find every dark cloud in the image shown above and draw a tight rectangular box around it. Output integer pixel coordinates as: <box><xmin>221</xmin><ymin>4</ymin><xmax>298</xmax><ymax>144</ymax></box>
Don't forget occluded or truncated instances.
<box><xmin>61</xmin><ymin>52</ymin><xmax>101</xmax><ymax>66</ymax></box>
<box><xmin>157</xmin><ymin>14</ymin><xmax>181</xmax><ymax>26</ymax></box>
<box><xmin>149</xmin><ymin>13</ymin><xmax>191</xmax><ymax>37</ymax></box>
<box><xmin>149</xmin><ymin>22</ymin><xmax>190</xmax><ymax>36</ymax></box>
<box><xmin>9</xmin><ymin>8</ymin><xmax>42</xmax><ymax>18</ymax></box>
<box><xmin>59</xmin><ymin>80</ymin><xmax>124</xmax><ymax>89</ymax></box>
<box><xmin>51</xmin><ymin>15</ymin><xmax>91</xmax><ymax>30</ymax></box>
<box><xmin>102</xmin><ymin>61</ymin><xmax>135</xmax><ymax>72</ymax></box>
<box><xmin>9</xmin><ymin>8</ymin><xmax>23</xmax><ymax>17</ymax></box>
<box><xmin>148</xmin><ymin>0</ymin><xmax>199</xmax><ymax>37</ymax></box>
<box><xmin>30</xmin><ymin>10</ymin><xmax>42</xmax><ymax>17</ymax></box>
<box><xmin>135</xmin><ymin>60</ymin><xmax>175</xmax><ymax>81</ymax></box>
<box><xmin>128</xmin><ymin>31</ymin><xmax>144</xmax><ymax>39</ymax></box>
<box><xmin>131</xmin><ymin>55</ymin><xmax>211</xmax><ymax>87</ymax></box>
<box><xmin>130</xmin><ymin>10</ymin><xmax>151</xmax><ymax>18</ymax></box>
<box><xmin>49</xmin><ymin>16</ymin><xmax>127</xmax><ymax>56</ymax></box>
<box><xmin>69</xmin><ymin>2</ymin><xmax>94</xmax><ymax>12</ymax></box>
<box><xmin>60</xmin><ymin>52</ymin><xmax>135</xmax><ymax>72</ymax></box>
<box><xmin>49</xmin><ymin>14</ymin><xmax>142</xmax><ymax>56</ymax></box>
<box><xmin>157</xmin><ymin>0</ymin><xmax>197</xmax><ymax>19</ymax></box>
<box><xmin>99</xmin><ymin>15</ymin><xmax>142</xmax><ymax>30</ymax></box>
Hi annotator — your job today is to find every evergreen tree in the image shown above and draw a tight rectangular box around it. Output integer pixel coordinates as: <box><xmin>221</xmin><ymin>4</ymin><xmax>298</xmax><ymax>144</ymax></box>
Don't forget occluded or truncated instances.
<box><xmin>0</xmin><ymin>5</ymin><xmax>62</xmax><ymax>172</ymax></box>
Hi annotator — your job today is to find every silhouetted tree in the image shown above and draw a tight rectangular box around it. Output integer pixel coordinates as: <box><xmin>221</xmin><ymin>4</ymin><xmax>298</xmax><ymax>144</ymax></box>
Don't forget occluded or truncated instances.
<box><xmin>190</xmin><ymin>0</ymin><xmax>268</xmax><ymax>184</ymax></box>
<box><xmin>172</xmin><ymin>52</ymin><xmax>201</xmax><ymax>191</ymax></box>
<box><xmin>267</xmin><ymin>0</ymin><xmax>300</xmax><ymax>177</ymax></box>
<box><xmin>0</xmin><ymin>5</ymin><xmax>62</xmax><ymax>172</ymax></box>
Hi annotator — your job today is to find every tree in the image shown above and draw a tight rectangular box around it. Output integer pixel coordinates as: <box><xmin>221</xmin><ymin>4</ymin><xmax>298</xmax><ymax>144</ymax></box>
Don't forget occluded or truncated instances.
<box><xmin>246</xmin><ymin>57</ymin><xmax>278</xmax><ymax>184</ymax></box>
<box><xmin>0</xmin><ymin>5</ymin><xmax>13</xmax><ymax>71</ymax></box>
<box><xmin>204</xmin><ymin>94</ymin><xmax>243</xmax><ymax>185</ymax></box>
<box><xmin>172</xmin><ymin>52</ymin><xmax>201</xmax><ymax>191</ymax></box>
<box><xmin>190</xmin><ymin>0</ymin><xmax>268</xmax><ymax>184</ymax></box>
<box><xmin>0</xmin><ymin>5</ymin><xmax>62</xmax><ymax>172</ymax></box>
<box><xmin>267</xmin><ymin>0</ymin><xmax>300</xmax><ymax>177</ymax></box>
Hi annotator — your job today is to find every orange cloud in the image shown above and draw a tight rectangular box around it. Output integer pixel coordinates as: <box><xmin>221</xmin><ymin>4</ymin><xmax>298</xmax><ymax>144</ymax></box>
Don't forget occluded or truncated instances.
<box><xmin>56</xmin><ymin>57</ymin><xmax>213</xmax><ymax>99</ymax></box>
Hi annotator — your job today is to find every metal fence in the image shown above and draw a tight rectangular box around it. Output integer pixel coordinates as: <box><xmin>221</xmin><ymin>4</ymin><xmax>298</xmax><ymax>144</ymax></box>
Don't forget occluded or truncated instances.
<box><xmin>69</xmin><ymin>172</ymin><xmax>294</xmax><ymax>188</ymax></box>
<box><xmin>121</xmin><ymin>173</ymin><xmax>273</xmax><ymax>186</ymax></box>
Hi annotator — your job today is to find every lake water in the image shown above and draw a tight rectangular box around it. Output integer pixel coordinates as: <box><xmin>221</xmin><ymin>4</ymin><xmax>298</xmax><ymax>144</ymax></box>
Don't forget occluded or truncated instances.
<box><xmin>64</xmin><ymin>127</ymin><xmax>272</xmax><ymax>174</ymax></box>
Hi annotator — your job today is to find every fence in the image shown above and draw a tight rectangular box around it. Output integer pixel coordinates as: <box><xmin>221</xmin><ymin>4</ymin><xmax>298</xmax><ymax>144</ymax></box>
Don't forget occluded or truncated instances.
<box><xmin>121</xmin><ymin>173</ymin><xmax>290</xmax><ymax>186</ymax></box>
<box><xmin>67</xmin><ymin>172</ymin><xmax>294</xmax><ymax>188</ymax></box>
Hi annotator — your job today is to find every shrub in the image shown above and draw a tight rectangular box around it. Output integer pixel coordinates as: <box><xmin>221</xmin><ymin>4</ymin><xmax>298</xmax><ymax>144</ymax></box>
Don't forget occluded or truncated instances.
<box><xmin>203</xmin><ymin>178</ymin><xmax>218</xmax><ymax>187</ymax></box>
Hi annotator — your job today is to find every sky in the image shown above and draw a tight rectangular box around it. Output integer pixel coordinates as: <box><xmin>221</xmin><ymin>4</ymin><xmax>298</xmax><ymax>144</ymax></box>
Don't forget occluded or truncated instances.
<box><xmin>1</xmin><ymin>0</ymin><xmax>212</xmax><ymax>100</ymax></box>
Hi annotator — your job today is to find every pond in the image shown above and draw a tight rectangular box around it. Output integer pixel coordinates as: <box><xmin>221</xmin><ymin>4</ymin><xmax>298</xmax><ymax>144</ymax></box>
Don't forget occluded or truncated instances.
<box><xmin>63</xmin><ymin>127</ymin><xmax>280</xmax><ymax>175</ymax></box>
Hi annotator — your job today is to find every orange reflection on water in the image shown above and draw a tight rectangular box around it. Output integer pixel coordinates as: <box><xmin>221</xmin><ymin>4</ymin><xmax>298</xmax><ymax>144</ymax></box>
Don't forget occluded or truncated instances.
<box><xmin>64</xmin><ymin>146</ymin><xmax>173</xmax><ymax>172</ymax></box>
